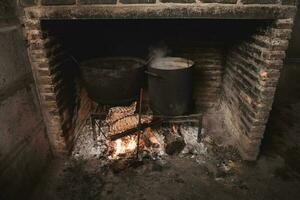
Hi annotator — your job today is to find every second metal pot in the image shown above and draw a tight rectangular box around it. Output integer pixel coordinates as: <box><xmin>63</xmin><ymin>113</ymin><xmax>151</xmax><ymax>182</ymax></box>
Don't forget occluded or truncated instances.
<box><xmin>147</xmin><ymin>57</ymin><xmax>194</xmax><ymax>116</ymax></box>
<box><xmin>80</xmin><ymin>57</ymin><xmax>146</xmax><ymax>105</ymax></box>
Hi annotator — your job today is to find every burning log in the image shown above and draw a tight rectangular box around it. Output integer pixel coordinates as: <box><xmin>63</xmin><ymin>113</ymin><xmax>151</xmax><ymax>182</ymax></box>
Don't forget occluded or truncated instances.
<box><xmin>111</xmin><ymin>136</ymin><xmax>137</xmax><ymax>158</ymax></box>
<box><xmin>142</xmin><ymin>128</ymin><xmax>160</xmax><ymax>149</ymax></box>
<box><xmin>109</xmin><ymin>114</ymin><xmax>152</xmax><ymax>135</ymax></box>
<box><xmin>109</xmin><ymin>119</ymin><xmax>163</xmax><ymax>141</ymax></box>
<box><xmin>163</xmin><ymin>125</ymin><xmax>186</xmax><ymax>155</ymax></box>
<box><xmin>105</xmin><ymin>102</ymin><xmax>137</xmax><ymax>123</ymax></box>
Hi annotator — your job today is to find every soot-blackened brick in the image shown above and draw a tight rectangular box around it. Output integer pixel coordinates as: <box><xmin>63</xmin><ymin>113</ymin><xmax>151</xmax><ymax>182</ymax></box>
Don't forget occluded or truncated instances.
<box><xmin>160</xmin><ymin>0</ymin><xmax>195</xmax><ymax>3</ymax></box>
<box><xmin>120</xmin><ymin>0</ymin><xmax>156</xmax><ymax>4</ymax></box>
<box><xmin>41</xmin><ymin>0</ymin><xmax>76</xmax><ymax>5</ymax></box>
<box><xmin>201</xmin><ymin>0</ymin><xmax>237</xmax><ymax>3</ymax></box>
<box><xmin>20</xmin><ymin>0</ymin><xmax>37</xmax><ymax>6</ymax></box>
<box><xmin>79</xmin><ymin>0</ymin><xmax>117</xmax><ymax>4</ymax></box>
<box><xmin>281</xmin><ymin>0</ymin><xmax>297</xmax><ymax>5</ymax></box>
<box><xmin>241</xmin><ymin>0</ymin><xmax>279</xmax><ymax>4</ymax></box>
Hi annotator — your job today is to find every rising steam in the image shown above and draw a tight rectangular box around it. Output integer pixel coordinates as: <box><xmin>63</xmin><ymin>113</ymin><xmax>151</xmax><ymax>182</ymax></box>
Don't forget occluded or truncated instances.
<box><xmin>148</xmin><ymin>42</ymin><xmax>171</xmax><ymax>66</ymax></box>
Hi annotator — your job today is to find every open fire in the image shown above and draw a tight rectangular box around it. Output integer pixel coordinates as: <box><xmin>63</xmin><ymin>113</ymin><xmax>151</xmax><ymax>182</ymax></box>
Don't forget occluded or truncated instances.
<box><xmin>77</xmin><ymin>101</ymin><xmax>166</xmax><ymax>160</ymax></box>
<box><xmin>71</xmin><ymin>98</ymin><xmax>242</xmax><ymax>176</ymax></box>
<box><xmin>72</xmin><ymin>99</ymin><xmax>206</xmax><ymax>163</ymax></box>
<box><xmin>103</xmin><ymin>101</ymin><xmax>160</xmax><ymax>159</ymax></box>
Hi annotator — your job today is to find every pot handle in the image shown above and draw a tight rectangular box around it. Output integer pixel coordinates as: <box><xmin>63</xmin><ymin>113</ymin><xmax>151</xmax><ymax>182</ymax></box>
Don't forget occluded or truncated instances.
<box><xmin>145</xmin><ymin>71</ymin><xmax>163</xmax><ymax>79</ymax></box>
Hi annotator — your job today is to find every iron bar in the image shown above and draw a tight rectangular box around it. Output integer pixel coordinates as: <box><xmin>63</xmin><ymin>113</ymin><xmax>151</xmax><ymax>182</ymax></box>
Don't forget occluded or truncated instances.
<box><xmin>136</xmin><ymin>88</ymin><xmax>143</xmax><ymax>159</ymax></box>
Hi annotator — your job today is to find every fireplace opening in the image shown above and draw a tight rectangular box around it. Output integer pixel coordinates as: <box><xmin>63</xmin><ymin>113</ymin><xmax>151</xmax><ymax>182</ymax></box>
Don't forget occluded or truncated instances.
<box><xmin>37</xmin><ymin>19</ymin><xmax>281</xmax><ymax>162</ymax></box>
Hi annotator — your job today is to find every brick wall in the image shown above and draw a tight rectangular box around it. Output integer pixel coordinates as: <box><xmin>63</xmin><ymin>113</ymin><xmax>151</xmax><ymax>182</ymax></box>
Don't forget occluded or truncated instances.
<box><xmin>19</xmin><ymin>0</ymin><xmax>298</xmax><ymax>6</ymax></box>
<box><xmin>0</xmin><ymin>0</ymin><xmax>52</xmax><ymax>199</ymax></box>
<box><xmin>173</xmin><ymin>46</ymin><xmax>224</xmax><ymax>112</ymax></box>
<box><xmin>24</xmin><ymin>20</ymin><xmax>93</xmax><ymax>154</ymax></box>
<box><xmin>221</xmin><ymin>18</ymin><xmax>294</xmax><ymax>160</ymax></box>
<box><xmin>24</xmin><ymin>19</ymin><xmax>68</xmax><ymax>154</ymax></box>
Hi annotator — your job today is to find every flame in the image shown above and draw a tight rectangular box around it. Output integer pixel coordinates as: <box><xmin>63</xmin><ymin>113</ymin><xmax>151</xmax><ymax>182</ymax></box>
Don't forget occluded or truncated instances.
<box><xmin>171</xmin><ymin>123</ymin><xmax>177</xmax><ymax>133</ymax></box>
<box><xmin>111</xmin><ymin>136</ymin><xmax>137</xmax><ymax>158</ymax></box>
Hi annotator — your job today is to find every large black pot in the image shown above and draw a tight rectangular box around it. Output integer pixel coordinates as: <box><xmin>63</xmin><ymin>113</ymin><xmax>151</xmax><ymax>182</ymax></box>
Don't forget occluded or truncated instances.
<box><xmin>80</xmin><ymin>57</ymin><xmax>146</xmax><ymax>105</ymax></box>
<box><xmin>147</xmin><ymin>57</ymin><xmax>194</xmax><ymax>116</ymax></box>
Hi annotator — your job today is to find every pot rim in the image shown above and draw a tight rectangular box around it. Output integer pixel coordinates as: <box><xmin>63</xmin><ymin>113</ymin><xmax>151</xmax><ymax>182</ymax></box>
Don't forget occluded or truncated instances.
<box><xmin>80</xmin><ymin>56</ymin><xmax>146</xmax><ymax>70</ymax></box>
<box><xmin>149</xmin><ymin>57</ymin><xmax>194</xmax><ymax>71</ymax></box>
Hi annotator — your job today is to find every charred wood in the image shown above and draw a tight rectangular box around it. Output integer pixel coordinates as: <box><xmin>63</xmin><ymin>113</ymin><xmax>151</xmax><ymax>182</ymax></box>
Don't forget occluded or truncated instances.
<box><xmin>163</xmin><ymin>128</ymin><xmax>186</xmax><ymax>155</ymax></box>
<box><xmin>109</xmin><ymin>119</ymin><xmax>163</xmax><ymax>141</ymax></box>
<box><xmin>142</xmin><ymin>128</ymin><xmax>160</xmax><ymax>149</ymax></box>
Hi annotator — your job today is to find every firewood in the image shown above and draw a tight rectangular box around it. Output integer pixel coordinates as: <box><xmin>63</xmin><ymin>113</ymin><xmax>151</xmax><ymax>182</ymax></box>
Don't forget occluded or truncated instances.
<box><xmin>109</xmin><ymin>119</ymin><xmax>163</xmax><ymax>141</ymax></box>
<box><xmin>109</xmin><ymin>114</ymin><xmax>152</xmax><ymax>135</ymax></box>
<box><xmin>142</xmin><ymin>128</ymin><xmax>160</xmax><ymax>148</ymax></box>
<box><xmin>105</xmin><ymin>102</ymin><xmax>137</xmax><ymax>123</ymax></box>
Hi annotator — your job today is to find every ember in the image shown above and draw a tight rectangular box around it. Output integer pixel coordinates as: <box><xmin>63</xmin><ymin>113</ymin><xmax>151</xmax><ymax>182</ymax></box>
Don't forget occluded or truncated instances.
<box><xmin>171</xmin><ymin>123</ymin><xmax>177</xmax><ymax>133</ymax></box>
<box><xmin>111</xmin><ymin>136</ymin><xmax>137</xmax><ymax>159</ymax></box>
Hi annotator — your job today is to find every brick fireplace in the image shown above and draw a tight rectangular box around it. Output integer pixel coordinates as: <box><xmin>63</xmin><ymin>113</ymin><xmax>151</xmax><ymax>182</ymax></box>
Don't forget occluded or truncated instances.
<box><xmin>18</xmin><ymin>0</ymin><xmax>297</xmax><ymax>160</ymax></box>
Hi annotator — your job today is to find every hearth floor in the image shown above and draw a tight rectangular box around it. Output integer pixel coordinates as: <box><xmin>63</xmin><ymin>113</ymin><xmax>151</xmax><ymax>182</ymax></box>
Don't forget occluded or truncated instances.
<box><xmin>30</xmin><ymin>62</ymin><xmax>300</xmax><ymax>200</ymax></box>
<box><xmin>30</xmin><ymin>153</ymin><xmax>300</xmax><ymax>200</ymax></box>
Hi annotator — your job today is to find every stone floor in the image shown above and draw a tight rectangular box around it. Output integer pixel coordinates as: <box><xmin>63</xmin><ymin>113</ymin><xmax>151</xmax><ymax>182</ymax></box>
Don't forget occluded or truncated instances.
<box><xmin>30</xmin><ymin>62</ymin><xmax>300</xmax><ymax>200</ymax></box>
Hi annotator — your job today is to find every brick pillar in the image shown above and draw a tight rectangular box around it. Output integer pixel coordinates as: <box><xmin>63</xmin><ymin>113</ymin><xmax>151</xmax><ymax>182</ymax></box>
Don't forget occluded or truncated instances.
<box><xmin>222</xmin><ymin>18</ymin><xmax>294</xmax><ymax>160</ymax></box>
<box><xmin>22</xmin><ymin>17</ymin><xmax>67</xmax><ymax>155</ymax></box>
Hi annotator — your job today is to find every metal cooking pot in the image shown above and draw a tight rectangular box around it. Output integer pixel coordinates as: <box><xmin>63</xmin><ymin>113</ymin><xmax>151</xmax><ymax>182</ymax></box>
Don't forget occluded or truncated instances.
<box><xmin>80</xmin><ymin>57</ymin><xmax>146</xmax><ymax>105</ymax></box>
<box><xmin>146</xmin><ymin>57</ymin><xmax>194</xmax><ymax>116</ymax></box>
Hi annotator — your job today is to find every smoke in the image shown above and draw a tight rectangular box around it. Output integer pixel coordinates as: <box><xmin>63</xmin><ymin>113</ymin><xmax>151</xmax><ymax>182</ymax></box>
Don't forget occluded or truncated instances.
<box><xmin>148</xmin><ymin>42</ymin><xmax>171</xmax><ymax>66</ymax></box>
